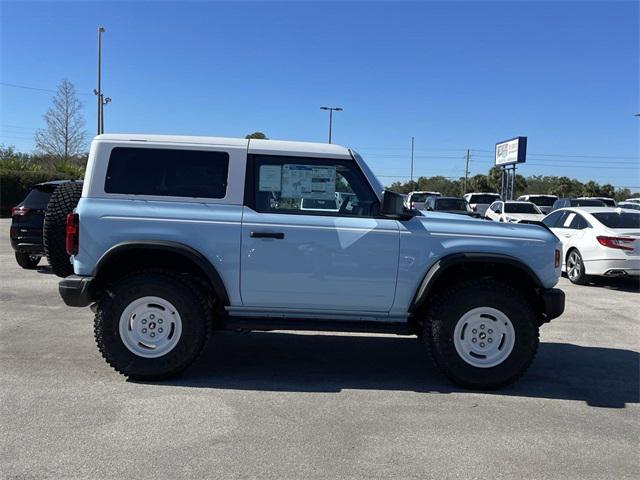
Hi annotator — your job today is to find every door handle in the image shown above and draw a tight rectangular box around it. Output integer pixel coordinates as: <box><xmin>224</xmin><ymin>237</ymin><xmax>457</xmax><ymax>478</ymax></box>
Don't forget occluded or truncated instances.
<box><xmin>250</xmin><ymin>231</ymin><xmax>285</xmax><ymax>239</ymax></box>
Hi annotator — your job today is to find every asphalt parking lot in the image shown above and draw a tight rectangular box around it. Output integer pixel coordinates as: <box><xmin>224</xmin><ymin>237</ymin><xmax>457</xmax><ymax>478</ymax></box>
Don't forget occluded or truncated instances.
<box><xmin>1</xmin><ymin>218</ymin><xmax>638</xmax><ymax>480</ymax></box>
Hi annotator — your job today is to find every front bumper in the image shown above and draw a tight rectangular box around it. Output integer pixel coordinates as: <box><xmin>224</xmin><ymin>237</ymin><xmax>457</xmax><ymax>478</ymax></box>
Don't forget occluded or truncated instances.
<box><xmin>59</xmin><ymin>275</ymin><xmax>94</xmax><ymax>307</ymax></box>
<box><xmin>540</xmin><ymin>288</ymin><xmax>565</xmax><ymax>322</ymax></box>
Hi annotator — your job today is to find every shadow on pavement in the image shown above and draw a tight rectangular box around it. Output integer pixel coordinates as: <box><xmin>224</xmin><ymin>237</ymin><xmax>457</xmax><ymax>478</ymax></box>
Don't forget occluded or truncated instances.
<box><xmin>148</xmin><ymin>331</ymin><xmax>639</xmax><ymax>409</ymax></box>
<box><xmin>586</xmin><ymin>276</ymin><xmax>640</xmax><ymax>293</ymax></box>
<box><xmin>36</xmin><ymin>265</ymin><xmax>54</xmax><ymax>275</ymax></box>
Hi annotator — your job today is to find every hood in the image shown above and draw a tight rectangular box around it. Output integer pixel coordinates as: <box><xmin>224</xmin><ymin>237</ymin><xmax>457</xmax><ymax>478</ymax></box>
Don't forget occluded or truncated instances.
<box><xmin>417</xmin><ymin>211</ymin><xmax>557</xmax><ymax>243</ymax></box>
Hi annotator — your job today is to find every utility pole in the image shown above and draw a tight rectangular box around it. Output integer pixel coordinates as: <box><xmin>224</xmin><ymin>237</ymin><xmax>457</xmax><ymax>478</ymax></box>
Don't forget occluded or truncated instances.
<box><xmin>95</xmin><ymin>26</ymin><xmax>105</xmax><ymax>135</ymax></box>
<box><xmin>463</xmin><ymin>149</ymin><xmax>471</xmax><ymax>194</ymax></box>
<box><xmin>410</xmin><ymin>136</ymin><xmax>415</xmax><ymax>187</ymax></box>
<box><xmin>320</xmin><ymin>106</ymin><xmax>342</xmax><ymax>143</ymax></box>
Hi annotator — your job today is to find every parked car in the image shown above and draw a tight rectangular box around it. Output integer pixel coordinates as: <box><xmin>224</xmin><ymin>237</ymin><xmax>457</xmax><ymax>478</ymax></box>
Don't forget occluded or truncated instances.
<box><xmin>516</xmin><ymin>194</ymin><xmax>558</xmax><ymax>214</ymax></box>
<box><xmin>542</xmin><ymin>207</ymin><xmax>640</xmax><ymax>284</ymax></box>
<box><xmin>425</xmin><ymin>196</ymin><xmax>478</xmax><ymax>217</ymax></box>
<box><xmin>550</xmin><ymin>197</ymin><xmax>606</xmax><ymax>212</ymax></box>
<box><xmin>624</xmin><ymin>198</ymin><xmax>640</xmax><ymax>204</ymax></box>
<box><xmin>577</xmin><ymin>196</ymin><xmax>616</xmax><ymax>207</ymax></box>
<box><xmin>618</xmin><ymin>201</ymin><xmax>640</xmax><ymax>211</ymax></box>
<box><xmin>485</xmin><ymin>201</ymin><xmax>544</xmax><ymax>223</ymax></box>
<box><xmin>9</xmin><ymin>180</ymin><xmax>77</xmax><ymax>269</ymax></box>
<box><xmin>463</xmin><ymin>192</ymin><xmax>501</xmax><ymax>216</ymax></box>
<box><xmin>404</xmin><ymin>191</ymin><xmax>441</xmax><ymax>210</ymax></box>
<box><xmin>58</xmin><ymin>134</ymin><xmax>564</xmax><ymax>389</ymax></box>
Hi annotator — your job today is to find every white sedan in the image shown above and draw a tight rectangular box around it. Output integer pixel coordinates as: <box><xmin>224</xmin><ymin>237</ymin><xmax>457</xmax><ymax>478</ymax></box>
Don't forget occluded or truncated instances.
<box><xmin>542</xmin><ymin>207</ymin><xmax>640</xmax><ymax>284</ymax></box>
<box><xmin>485</xmin><ymin>201</ymin><xmax>544</xmax><ymax>223</ymax></box>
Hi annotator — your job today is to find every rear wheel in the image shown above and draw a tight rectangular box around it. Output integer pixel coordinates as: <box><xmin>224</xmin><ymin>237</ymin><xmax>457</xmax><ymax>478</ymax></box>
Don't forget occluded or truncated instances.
<box><xmin>566</xmin><ymin>249</ymin><xmax>589</xmax><ymax>285</ymax></box>
<box><xmin>94</xmin><ymin>271</ymin><xmax>211</xmax><ymax>380</ymax></box>
<box><xmin>15</xmin><ymin>252</ymin><xmax>40</xmax><ymax>269</ymax></box>
<box><xmin>43</xmin><ymin>182</ymin><xmax>83</xmax><ymax>278</ymax></box>
<box><xmin>423</xmin><ymin>279</ymin><xmax>539</xmax><ymax>389</ymax></box>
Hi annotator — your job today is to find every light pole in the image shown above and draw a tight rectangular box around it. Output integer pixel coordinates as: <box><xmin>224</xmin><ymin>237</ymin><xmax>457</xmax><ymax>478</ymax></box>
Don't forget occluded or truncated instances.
<box><xmin>320</xmin><ymin>106</ymin><xmax>342</xmax><ymax>143</ymax></box>
<box><xmin>101</xmin><ymin>96</ymin><xmax>111</xmax><ymax>133</ymax></box>
<box><xmin>95</xmin><ymin>26</ymin><xmax>105</xmax><ymax>135</ymax></box>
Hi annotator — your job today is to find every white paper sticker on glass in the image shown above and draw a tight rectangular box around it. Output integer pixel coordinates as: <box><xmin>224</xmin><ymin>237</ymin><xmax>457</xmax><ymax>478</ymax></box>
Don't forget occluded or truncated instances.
<box><xmin>281</xmin><ymin>164</ymin><xmax>336</xmax><ymax>200</ymax></box>
<box><xmin>259</xmin><ymin>165</ymin><xmax>282</xmax><ymax>192</ymax></box>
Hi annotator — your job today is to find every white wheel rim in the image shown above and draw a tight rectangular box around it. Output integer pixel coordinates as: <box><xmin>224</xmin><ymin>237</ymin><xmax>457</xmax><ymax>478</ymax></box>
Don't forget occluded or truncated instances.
<box><xmin>453</xmin><ymin>307</ymin><xmax>516</xmax><ymax>368</ymax></box>
<box><xmin>118</xmin><ymin>296</ymin><xmax>182</xmax><ymax>358</ymax></box>
<box><xmin>567</xmin><ymin>252</ymin><xmax>581</xmax><ymax>281</ymax></box>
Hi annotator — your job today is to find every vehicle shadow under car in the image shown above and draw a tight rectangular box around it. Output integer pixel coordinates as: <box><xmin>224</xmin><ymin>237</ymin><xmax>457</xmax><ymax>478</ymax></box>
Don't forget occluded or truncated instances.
<box><xmin>145</xmin><ymin>331</ymin><xmax>639</xmax><ymax>409</ymax></box>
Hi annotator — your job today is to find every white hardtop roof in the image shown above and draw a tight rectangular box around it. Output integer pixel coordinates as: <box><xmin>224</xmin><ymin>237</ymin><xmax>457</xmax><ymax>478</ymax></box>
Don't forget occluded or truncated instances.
<box><xmin>94</xmin><ymin>134</ymin><xmax>352</xmax><ymax>158</ymax></box>
<box><xmin>522</xmin><ymin>194</ymin><xmax>557</xmax><ymax>197</ymax></box>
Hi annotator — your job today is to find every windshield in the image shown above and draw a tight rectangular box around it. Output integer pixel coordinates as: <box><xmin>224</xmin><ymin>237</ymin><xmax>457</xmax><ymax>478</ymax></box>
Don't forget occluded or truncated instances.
<box><xmin>351</xmin><ymin>151</ymin><xmax>383</xmax><ymax>199</ymax></box>
<box><xmin>505</xmin><ymin>203</ymin><xmax>540</xmax><ymax>214</ymax></box>
<box><xmin>573</xmin><ymin>199</ymin><xmax>606</xmax><ymax>207</ymax></box>
<box><xmin>592</xmin><ymin>212</ymin><xmax>640</xmax><ymax>229</ymax></box>
<box><xmin>411</xmin><ymin>194</ymin><xmax>428</xmax><ymax>203</ymax></box>
<box><xmin>436</xmin><ymin>199</ymin><xmax>470</xmax><ymax>211</ymax></box>
<box><xmin>468</xmin><ymin>194</ymin><xmax>500</xmax><ymax>204</ymax></box>
<box><xmin>528</xmin><ymin>196</ymin><xmax>556</xmax><ymax>207</ymax></box>
<box><xmin>21</xmin><ymin>187</ymin><xmax>54</xmax><ymax>209</ymax></box>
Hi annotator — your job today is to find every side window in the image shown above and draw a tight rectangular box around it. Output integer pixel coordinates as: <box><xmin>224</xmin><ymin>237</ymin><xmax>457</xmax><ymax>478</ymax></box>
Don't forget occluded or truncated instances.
<box><xmin>569</xmin><ymin>214</ymin><xmax>589</xmax><ymax>230</ymax></box>
<box><xmin>250</xmin><ymin>155</ymin><xmax>378</xmax><ymax>217</ymax></box>
<box><xmin>105</xmin><ymin>147</ymin><xmax>229</xmax><ymax>199</ymax></box>
<box><xmin>542</xmin><ymin>210</ymin><xmax>564</xmax><ymax>228</ymax></box>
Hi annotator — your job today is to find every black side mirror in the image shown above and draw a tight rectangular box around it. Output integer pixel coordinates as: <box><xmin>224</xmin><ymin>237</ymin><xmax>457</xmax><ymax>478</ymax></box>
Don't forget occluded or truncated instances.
<box><xmin>380</xmin><ymin>190</ymin><xmax>413</xmax><ymax>219</ymax></box>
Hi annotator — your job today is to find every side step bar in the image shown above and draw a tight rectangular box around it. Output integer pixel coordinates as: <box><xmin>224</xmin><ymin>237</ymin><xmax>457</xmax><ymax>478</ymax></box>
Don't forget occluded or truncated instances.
<box><xmin>221</xmin><ymin>317</ymin><xmax>413</xmax><ymax>335</ymax></box>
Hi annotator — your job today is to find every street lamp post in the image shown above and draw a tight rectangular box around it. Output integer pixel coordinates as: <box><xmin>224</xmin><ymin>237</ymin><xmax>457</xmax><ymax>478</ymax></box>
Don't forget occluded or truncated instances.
<box><xmin>320</xmin><ymin>106</ymin><xmax>343</xmax><ymax>143</ymax></box>
<box><xmin>96</xmin><ymin>26</ymin><xmax>105</xmax><ymax>135</ymax></box>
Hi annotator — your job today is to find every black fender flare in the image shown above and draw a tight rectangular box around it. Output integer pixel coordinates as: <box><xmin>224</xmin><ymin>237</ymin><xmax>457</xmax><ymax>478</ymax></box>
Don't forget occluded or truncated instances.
<box><xmin>409</xmin><ymin>252</ymin><xmax>543</xmax><ymax>313</ymax></box>
<box><xmin>93</xmin><ymin>240</ymin><xmax>230</xmax><ymax>305</ymax></box>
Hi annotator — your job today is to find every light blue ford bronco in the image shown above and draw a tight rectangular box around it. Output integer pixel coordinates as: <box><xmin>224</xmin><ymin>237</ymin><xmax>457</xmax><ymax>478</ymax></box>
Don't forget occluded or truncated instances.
<box><xmin>59</xmin><ymin>134</ymin><xmax>565</xmax><ymax>388</ymax></box>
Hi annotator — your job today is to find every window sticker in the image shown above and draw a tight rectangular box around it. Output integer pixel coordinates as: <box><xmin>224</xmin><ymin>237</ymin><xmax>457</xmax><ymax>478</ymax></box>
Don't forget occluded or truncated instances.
<box><xmin>259</xmin><ymin>165</ymin><xmax>282</xmax><ymax>192</ymax></box>
<box><xmin>281</xmin><ymin>164</ymin><xmax>336</xmax><ymax>200</ymax></box>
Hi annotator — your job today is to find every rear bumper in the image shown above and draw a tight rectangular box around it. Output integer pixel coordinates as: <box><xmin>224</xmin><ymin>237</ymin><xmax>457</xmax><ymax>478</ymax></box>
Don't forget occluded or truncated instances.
<box><xmin>59</xmin><ymin>275</ymin><xmax>94</xmax><ymax>307</ymax></box>
<box><xmin>540</xmin><ymin>288</ymin><xmax>565</xmax><ymax>322</ymax></box>
<box><xmin>585</xmin><ymin>258</ymin><xmax>640</xmax><ymax>276</ymax></box>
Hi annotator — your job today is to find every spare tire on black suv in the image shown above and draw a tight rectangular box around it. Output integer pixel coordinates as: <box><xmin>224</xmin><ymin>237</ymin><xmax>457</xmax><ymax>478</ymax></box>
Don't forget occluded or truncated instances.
<box><xmin>44</xmin><ymin>181</ymin><xmax>83</xmax><ymax>277</ymax></box>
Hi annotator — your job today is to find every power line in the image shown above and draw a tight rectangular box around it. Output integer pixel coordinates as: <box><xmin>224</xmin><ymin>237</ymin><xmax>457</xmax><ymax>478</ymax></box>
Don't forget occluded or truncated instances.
<box><xmin>0</xmin><ymin>81</ymin><xmax>92</xmax><ymax>96</ymax></box>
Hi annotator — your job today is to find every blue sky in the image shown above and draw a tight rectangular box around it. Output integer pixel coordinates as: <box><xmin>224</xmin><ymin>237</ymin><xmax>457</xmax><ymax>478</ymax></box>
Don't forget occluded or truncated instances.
<box><xmin>1</xmin><ymin>1</ymin><xmax>638</xmax><ymax>188</ymax></box>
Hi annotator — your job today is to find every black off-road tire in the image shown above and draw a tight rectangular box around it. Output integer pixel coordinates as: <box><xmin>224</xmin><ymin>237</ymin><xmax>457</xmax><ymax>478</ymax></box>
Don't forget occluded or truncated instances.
<box><xmin>15</xmin><ymin>252</ymin><xmax>41</xmax><ymax>269</ymax></box>
<box><xmin>43</xmin><ymin>182</ymin><xmax>83</xmax><ymax>278</ymax></box>
<box><xmin>94</xmin><ymin>270</ymin><xmax>211</xmax><ymax>380</ymax></box>
<box><xmin>423</xmin><ymin>279</ymin><xmax>539</xmax><ymax>389</ymax></box>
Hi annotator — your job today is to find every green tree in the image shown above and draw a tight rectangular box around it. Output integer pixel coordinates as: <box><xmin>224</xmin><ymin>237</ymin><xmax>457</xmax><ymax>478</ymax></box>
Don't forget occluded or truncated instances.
<box><xmin>245</xmin><ymin>132</ymin><xmax>268</xmax><ymax>139</ymax></box>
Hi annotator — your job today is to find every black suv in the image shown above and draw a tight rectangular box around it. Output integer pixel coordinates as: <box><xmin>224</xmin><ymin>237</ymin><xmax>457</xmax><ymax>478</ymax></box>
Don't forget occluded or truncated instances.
<box><xmin>10</xmin><ymin>180</ymin><xmax>77</xmax><ymax>269</ymax></box>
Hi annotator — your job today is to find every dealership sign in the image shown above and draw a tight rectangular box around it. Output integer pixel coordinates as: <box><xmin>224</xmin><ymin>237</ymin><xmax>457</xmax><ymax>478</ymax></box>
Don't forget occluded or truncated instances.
<box><xmin>495</xmin><ymin>137</ymin><xmax>527</xmax><ymax>166</ymax></box>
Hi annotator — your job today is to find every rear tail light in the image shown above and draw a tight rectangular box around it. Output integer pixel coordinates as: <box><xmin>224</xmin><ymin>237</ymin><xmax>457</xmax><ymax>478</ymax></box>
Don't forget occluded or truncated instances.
<box><xmin>555</xmin><ymin>249</ymin><xmax>561</xmax><ymax>268</ymax></box>
<box><xmin>596</xmin><ymin>236</ymin><xmax>634</xmax><ymax>251</ymax></box>
<box><xmin>65</xmin><ymin>213</ymin><xmax>79</xmax><ymax>255</ymax></box>
<box><xmin>11</xmin><ymin>206</ymin><xmax>30</xmax><ymax>216</ymax></box>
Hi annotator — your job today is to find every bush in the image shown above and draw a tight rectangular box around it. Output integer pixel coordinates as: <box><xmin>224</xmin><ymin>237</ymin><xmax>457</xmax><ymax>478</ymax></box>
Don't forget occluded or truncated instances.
<box><xmin>0</xmin><ymin>170</ymin><xmax>82</xmax><ymax>217</ymax></box>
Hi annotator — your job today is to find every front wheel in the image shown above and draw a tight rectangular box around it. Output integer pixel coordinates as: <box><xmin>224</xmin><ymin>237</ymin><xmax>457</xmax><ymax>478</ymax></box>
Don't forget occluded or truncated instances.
<box><xmin>15</xmin><ymin>252</ymin><xmax>41</xmax><ymax>269</ymax></box>
<box><xmin>94</xmin><ymin>271</ymin><xmax>211</xmax><ymax>380</ymax></box>
<box><xmin>566</xmin><ymin>249</ymin><xmax>589</xmax><ymax>285</ymax></box>
<box><xmin>423</xmin><ymin>279</ymin><xmax>539</xmax><ymax>389</ymax></box>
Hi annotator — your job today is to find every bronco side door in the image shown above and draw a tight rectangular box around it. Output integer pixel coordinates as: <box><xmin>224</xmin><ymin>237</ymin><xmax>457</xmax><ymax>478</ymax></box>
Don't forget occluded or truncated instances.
<box><xmin>239</xmin><ymin>153</ymin><xmax>400</xmax><ymax>313</ymax></box>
